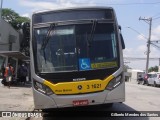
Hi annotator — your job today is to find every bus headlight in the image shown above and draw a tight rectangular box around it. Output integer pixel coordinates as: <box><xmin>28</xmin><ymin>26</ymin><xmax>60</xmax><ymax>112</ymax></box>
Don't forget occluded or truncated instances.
<box><xmin>106</xmin><ymin>75</ymin><xmax>122</xmax><ymax>91</ymax></box>
<box><xmin>34</xmin><ymin>81</ymin><xmax>54</xmax><ymax>95</ymax></box>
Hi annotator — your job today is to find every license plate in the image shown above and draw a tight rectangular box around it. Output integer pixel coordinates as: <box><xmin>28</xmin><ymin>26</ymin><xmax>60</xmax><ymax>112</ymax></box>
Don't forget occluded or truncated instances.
<box><xmin>73</xmin><ymin>100</ymin><xmax>89</xmax><ymax>106</ymax></box>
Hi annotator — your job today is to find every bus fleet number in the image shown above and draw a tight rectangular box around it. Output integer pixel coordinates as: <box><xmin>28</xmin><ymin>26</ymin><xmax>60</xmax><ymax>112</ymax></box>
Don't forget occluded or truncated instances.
<box><xmin>87</xmin><ymin>84</ymin><xmax>101</xmax><ymax>89</ymax></box>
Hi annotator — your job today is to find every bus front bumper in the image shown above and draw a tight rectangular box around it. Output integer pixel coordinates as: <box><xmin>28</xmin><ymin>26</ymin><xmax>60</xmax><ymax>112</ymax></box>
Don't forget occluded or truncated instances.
<box><xmin>33</xmin><ymin>81</ymin><xmax>125</xmax><ymax>110</ymax></box>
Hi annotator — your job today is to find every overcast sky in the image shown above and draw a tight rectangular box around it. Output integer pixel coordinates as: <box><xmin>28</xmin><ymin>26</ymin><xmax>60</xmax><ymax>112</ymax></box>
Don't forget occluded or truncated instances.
<box><xmin>2</xmin><ymin>0</ymin><xmax>160</xmax><ymax>71</ymax></box>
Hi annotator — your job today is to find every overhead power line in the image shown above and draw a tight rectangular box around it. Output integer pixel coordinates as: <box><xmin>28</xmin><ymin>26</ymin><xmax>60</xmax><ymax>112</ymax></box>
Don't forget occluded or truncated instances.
<box><xmin>151</xmin><ymin>40</ymin><xmax>160</xmax><ymax>43</ymax></box>
<box><xmin>150</xmin><ymin>43</ymin><xmax>160</xmax><ymax>50</ymax></box>
<box><xmin>105</xmin><ymin>2</ymin><xmax>160</xmax><ymax>5</ymax></box>
<box><xmin>124</xmin><ymin>57</ymin><xmax>159</xmax><ymax>61</ymax></box>
<box><xmin>32</xmin><ymin>0</ymin><xmax>160</xmax><ymax>5</ymax></box>
<box><xmin>127</xmin><ymin>27</ymin><xmax>148</xmax><ymax>40</ymax></box>
<box><xmin>152</xmin><ymin>12</ymin><xmax>160</xmax><ymax>18</ymax></box>
<box><xmin>153</xmin><ymin>16</ymin><xmax>160</xmax><ymax>20</ymax></box>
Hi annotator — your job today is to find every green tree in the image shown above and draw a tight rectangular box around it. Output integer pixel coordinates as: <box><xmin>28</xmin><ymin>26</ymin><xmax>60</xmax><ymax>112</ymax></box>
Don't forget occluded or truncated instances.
<box><xmin>2</xmin><ymin>8</ymin><xmax>30</xmax><ymax>30</ymax></box>
<box><xmin>148</xmin><ymin>66</ymin><xmax>158</xmax><ymax>72</ymax></box>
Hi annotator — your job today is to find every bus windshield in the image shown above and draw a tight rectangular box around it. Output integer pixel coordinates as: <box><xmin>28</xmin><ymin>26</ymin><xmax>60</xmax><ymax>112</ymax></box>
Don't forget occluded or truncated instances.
<box><xmin>34</xmin><ymin>23</ymin><xmax>118</xmax><ymax>73</ymax></box>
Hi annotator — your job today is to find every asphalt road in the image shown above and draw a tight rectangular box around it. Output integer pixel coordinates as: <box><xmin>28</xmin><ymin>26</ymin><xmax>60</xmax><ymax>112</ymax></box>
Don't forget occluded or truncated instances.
<box><xmin>41</xmin><ymin>82</ymin><xmax>160</xmax><ymax>120</ymax></box>
<box><xmin>0</xmin><ymin>82</ymin><xmax>160</xmax><ymax>120</ymax></box>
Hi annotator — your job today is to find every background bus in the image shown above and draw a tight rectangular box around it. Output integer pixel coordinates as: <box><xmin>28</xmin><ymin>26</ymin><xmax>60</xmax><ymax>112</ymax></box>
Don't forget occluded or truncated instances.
<box><xmin>31</xmin><ymin>7</ymin><xmax>125</xmax><ymax>110</ymax></box>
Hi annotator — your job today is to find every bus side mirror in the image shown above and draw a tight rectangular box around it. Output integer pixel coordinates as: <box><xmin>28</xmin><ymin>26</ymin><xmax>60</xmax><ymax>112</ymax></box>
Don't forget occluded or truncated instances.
<box><xmin>119</xmin><ymin>25</ymin><xmax>121</xmax><ymax>31</ymax></box>
<box><xmin>119</xmin><ymin>25</ymin><xmax>125</xmax><ymax>49</ymax></box>
<box><xmin>120</xmin><ymin>34</ymin><xmax>125</xmax><ymax>49</ymax></box>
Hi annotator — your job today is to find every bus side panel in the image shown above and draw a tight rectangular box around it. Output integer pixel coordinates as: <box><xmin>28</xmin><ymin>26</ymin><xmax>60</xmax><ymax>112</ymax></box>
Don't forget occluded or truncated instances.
<box><xmin>33</xmin><ymin>88</ymin><xmax>57</xmax><ymax>109</ymax></box>
<box><xmin>105</xmin><ymin>81</ymin><xmax>125</xmax><ymax>103</ymax></box>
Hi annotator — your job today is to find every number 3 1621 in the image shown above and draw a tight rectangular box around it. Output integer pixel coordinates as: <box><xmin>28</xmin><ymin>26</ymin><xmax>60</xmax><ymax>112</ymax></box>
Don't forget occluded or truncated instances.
<box><xmin>87</xmin><ymin>84</ymin><xmax>101</xmax><ymax>89</ymax></box>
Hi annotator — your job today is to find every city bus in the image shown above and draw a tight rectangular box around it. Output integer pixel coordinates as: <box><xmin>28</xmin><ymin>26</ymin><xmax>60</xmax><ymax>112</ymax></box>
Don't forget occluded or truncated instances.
<box><xmin>31</xmin><ymin>7</ymin><xmax>125</xmax><ymax>110</ymax></box>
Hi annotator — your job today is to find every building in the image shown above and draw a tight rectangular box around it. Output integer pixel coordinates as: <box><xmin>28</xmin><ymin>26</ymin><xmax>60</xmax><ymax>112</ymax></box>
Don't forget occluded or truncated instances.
<box><xmin>0</xmin><ymin>19</ymin><xmax>29</xmax><ymax>78</ymax></box>
<box><xmin>127</xmin><ymin>69</ymin><xmax>145</xmax><ymax>83</ymax></box>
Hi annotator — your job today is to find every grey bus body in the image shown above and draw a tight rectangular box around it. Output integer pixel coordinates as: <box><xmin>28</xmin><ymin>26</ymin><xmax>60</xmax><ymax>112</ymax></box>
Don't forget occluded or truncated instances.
<box><xmin>30</xmin><ymin>7</ymin><xmax>125</xmax><ymax>110</ymax></box>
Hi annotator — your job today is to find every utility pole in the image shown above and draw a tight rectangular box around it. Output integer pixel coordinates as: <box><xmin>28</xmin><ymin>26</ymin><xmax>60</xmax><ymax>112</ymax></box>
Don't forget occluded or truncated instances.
<box><xmin>0</xmin><ymin>0</ymin><xmax>3</xmax><ymax>21</ymax></box>
<box><xmin>139</xmin><ymin>17</ymin><xmax>152</xmax><ymax>74</ymax></box>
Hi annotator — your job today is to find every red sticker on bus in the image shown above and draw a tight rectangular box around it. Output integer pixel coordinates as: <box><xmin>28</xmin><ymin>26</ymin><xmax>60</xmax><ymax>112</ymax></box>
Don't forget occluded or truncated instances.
<box><xmin>73</xmin><ymin>100</ymin><xmax>89</xmax><ymax>106</ymax></box>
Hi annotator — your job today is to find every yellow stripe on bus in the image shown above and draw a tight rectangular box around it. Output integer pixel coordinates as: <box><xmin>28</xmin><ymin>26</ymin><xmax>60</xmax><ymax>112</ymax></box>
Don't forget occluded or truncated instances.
<box><xmin>43</xmin><ymin>75</ymin><xmax>114</xmax><ymax>95</ymax></box>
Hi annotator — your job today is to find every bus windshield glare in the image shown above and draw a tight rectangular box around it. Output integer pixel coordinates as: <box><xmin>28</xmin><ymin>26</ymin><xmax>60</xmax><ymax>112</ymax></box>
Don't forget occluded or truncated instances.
<box><xmin>34</xmin><ymin>23</ymin><xmax>118</xmax><ymax>73</ymax></box>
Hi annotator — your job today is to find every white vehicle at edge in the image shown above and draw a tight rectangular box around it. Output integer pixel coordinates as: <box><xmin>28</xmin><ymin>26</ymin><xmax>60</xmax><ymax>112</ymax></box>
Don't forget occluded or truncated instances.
<box><xmin>147</xmin><ymin>72</ymin><xmax>160</xmax><ymax>87</ymax></box>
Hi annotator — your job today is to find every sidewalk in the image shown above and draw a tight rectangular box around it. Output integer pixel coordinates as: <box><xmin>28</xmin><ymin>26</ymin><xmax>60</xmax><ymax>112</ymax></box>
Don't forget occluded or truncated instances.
<box><xmin>0</xmin><ymin>82</ymin><xmax>34</xmax><ymax>111</ymax></box>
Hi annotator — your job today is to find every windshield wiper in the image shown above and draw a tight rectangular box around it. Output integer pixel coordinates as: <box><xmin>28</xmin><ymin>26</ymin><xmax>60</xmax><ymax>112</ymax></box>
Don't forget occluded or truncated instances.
<box><xmin>41</xmin><ymin>23</ymin><xmax>55</xmax><ymax>50</ymax></box>
<box><xmin>87</xmin><ymin>20</ymin><xmax>97</xmax><ymax>47</ymax></box>
<box><xmin>41</xmin><ymin>23</ymin><xmax>55</xmax><ymax>63</ymax></box>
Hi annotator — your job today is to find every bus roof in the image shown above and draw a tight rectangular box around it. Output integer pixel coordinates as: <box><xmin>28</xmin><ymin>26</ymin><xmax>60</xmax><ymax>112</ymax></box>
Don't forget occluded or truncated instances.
<box><xmin>33</xmin><ymin>6</ymin><xmax>114</xmax><ymax>15</ymax></box>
